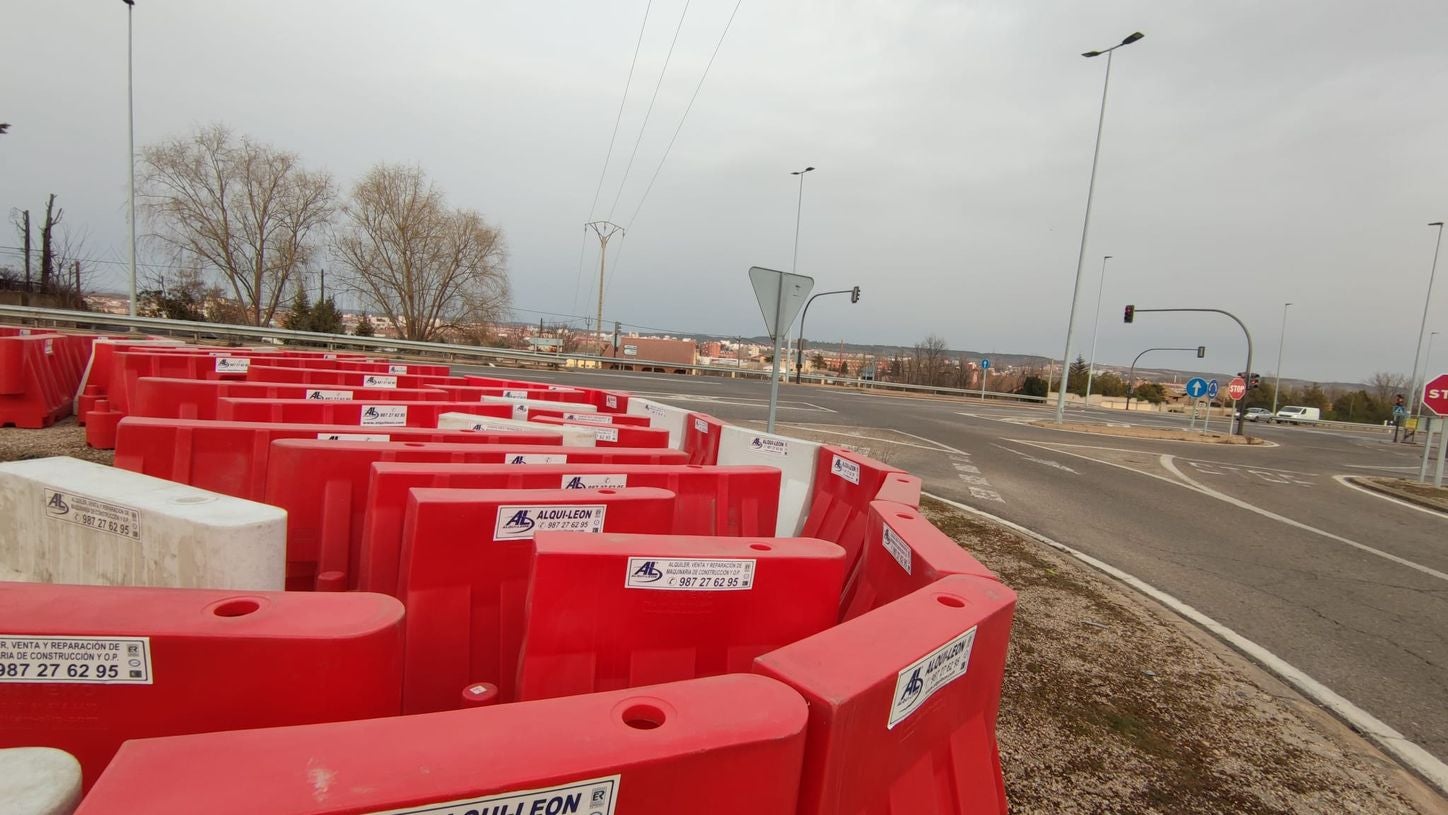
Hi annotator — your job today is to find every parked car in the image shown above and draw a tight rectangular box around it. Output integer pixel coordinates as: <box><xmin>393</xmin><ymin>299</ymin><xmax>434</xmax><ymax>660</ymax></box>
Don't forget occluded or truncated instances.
<box><xmin>1242</xmin><ymin>407</ymin><xmax>1273</xmax><ymax>422</ymax></box>
<box><xmin>1273</xmin><ymin>406</ymin><xmax>1321</xmax><ymax>425</ymax></box>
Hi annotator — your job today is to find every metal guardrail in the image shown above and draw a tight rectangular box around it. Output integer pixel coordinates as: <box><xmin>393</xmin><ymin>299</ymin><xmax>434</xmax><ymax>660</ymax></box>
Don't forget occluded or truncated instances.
<box><xmin>0</xmin><ymin>303</ymin><xmax>1047</xmax><ymax>403</ymax></box>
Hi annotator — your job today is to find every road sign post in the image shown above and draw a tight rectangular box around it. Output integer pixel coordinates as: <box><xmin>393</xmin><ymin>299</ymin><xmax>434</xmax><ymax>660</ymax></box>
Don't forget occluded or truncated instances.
<box><xmin>749</xmin><ymin>266</ymin><xmax>814</xmax><ymax>433</ymax></box>
<box><xmin>1226</xmin><ymin>376</ymin><xmax>1248</xmax><ymax>435</ymax></box>
<box><xmin>1185</xmin><ymin>377</ymin><xmax>1208</xmax><ymax>431</ymax></box>
<box><xmin>980</xmin><ymin>358</ymin><xmax>990</xmax><ymax>400</ymax></box>
<box><xmin>1420</xmin><ymin>373</ymin><xmax>1448</xmax><ymax>485</ymax></box>
<box><xmin>1203</xmin><ymin>379</ymin><xmax>1219</xmax><ymax>434</ymax></box>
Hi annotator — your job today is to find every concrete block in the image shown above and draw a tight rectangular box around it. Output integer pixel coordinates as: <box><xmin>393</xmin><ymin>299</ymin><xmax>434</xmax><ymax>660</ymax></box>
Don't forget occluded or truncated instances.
<box><xmin>0</xmin><ymin>747</ymin><xmax>82</xmax><ymax>815</ymax></box>
<box><xmin>627</xmin><ymin>397</ymin><xmax>690</xmax><ymax>448</ymax></box>
<box><xmin>0</xmin><ymin>457</ymin><xmax>285</xmax><ymax>590</ymax></box>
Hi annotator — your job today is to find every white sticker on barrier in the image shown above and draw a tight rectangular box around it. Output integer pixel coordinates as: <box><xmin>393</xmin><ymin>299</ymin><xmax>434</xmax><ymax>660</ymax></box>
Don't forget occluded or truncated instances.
<box><xmin>323</xmin><ymin>353</ymin><xmax>338</xmax><ymax>360</ymax></box>
<box><xmin>18</xmin><ymin>328</ymin><xmax>30</xmax><ymax>336</ymax></box>
<box><xmin>360</xmin><ymin>405</ymin><xmax>408</xmax><ymax>426</ymax></box>
<box><xmin>368</xmin><ymin>774</ymin><xmax>619</xmax><ymax>815</ymax></box>
<box><xmin>887</xmin><ymin>626</ymin><xmax>976</xmax><ymax>729</ymax></box>
<box><xmin>43</xmin><ymin>338</ymin><xmax>53</xmax><ymax>355</ymax></box>
<box><xmin>505</xmin><ymin>453</ymin><xmax>568</xmax><ymax>465</ymax></box>
<box><xmin>644</xmin><ymin>403</ymin><xmax>667</xmax><ymax>418</ymax></box>
<box><xmin>748</xmin><ymin>436</ymin><xmax>790</xmax><ymax>456</ymax></box>
<box><xmin>605</xmin><ymin>394</ymin><xmax>619</xmax><ymax>409</ymax></box>
<box><xmin>881</xmin><ymin>523</ymin><xmax>913</xmax><ymax>575</ymax></box>
<box><xmin>493</xmin><ymin>504</ymin><xmax>606</xmax><ymax>540</ymax></box>
<box><xmin>306</xmin><ymin>389</ymin><xmax>354</xmax><ymax>401</ymax></box>
<box><xmin>593</xmin><ymin>426</ymin><xmax>619</xmax><ymax>443</ymax></box>
<box><xmin>0</xmin><ymin>635</ymin><xmax>153</xmax><ymax>685</ymax></box>
<box><xmin>214</xmin><ymin>357</ymin><xmax>250</xmax><ymax>374</ymax></box>
<box><xmin>44</xmin><ymin>489</ymin><xmax>140</xmax><ymax>540</ymax></box>
<box><xmin>512</xmin><ymin>403</ymin><xmax>530</xmax><ymax>418</ymax></box>
<box><xmin>548</xmin><ymin>384</ymin><xmax>568</xmax><ymax>391</ymax></box>
<box><xmin>388</xmin><ymin>364</ymin><xmax>408</xmax><ymax>374</ymax></box>
<box><xmin>316</xmin><ymin>433</ymin><xmax>391</xmax><ymax>442</ymax></box>
<box><xmin>625</xmin><ymin>557</ymin><xmax>755</xmax><ymax>591</ymax></box>
<box><xmin>362</xmin><ymin>375</ymin><xmax>397</xmax><ymax>389</ymax></box>
<box><xmin>561</xmin><ymin>474</ymin><xmax>628</xmax><ymax>489</ymax></box>
<box><xmin>694</xmin><ymin>417</ymin><xmax>709</xmax><ymax>435</ymax></box>
<box><xmin>563</xmin><ymin>412</ymin><xmax>612</xmax><ymax>425</ymax></box>
<box><xmin>502</xmin><ymin>389</ymin><xmax>530</xmax><ymax>398</ymax></box>
<box><xmin>831</xmin><ymin>454</ymin><xmax>861</xmax><ymax>484</ymax></box>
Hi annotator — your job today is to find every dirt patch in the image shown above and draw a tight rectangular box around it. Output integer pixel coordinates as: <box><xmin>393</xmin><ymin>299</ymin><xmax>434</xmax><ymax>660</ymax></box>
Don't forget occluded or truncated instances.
<box><xmin>920</xmin><ymin>497</ymin><xmax>1440</xmax><ymax>815</ymax></box>
<box><xmin>0</xmin><ymin>419</ymin><xmax>113</xmax><ymax>466</ymax></box>
<box><xmin>1032</xmin><ymin>419</ymin><xmax>1266</xmax><ymax>445</ymax></box>
<box><xmin>1354</xmin><ymin>477</ymin><xmax>1448</xmax><ymax>513</ymax></box>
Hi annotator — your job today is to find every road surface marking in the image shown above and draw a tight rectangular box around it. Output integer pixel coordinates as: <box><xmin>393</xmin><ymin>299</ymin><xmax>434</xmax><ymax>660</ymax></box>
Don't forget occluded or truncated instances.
<box><xmin>921</xmin><ymin>491</ymin><xmax>1448</xmax><ymax>796</ymax></box>
<box><xmin>1161</xmin><ymin>455</ymin><xmax>1448</xmax><ymax>583</ymax></box>
<box><xmin>636</xmin><ymin>393</ymin><xmax>836</xmax><ymax>412</ymax></box>
<box><xmin>992</xmin><ymin>443</ymin><xmax>1079</xmax><ymax>474</ymax></box>
<box><xmin>772</xmin><ymin>423</ymin><xmax>950</xmax><ymax>452</ymax></box>
<box><xmin>1182</xmin><ymin>460</ymin><xmax>1313</xmax><ymax>486</ymax></box>
<box><xmin>1343</xmin><ymin>464</ymin><xmax>1421</xmax><ymax>472</ymax></box>
<box><xmin>1333</xmin><ymin>475</ymin><xmax>1448</xmax><ymax>519</ymax></box>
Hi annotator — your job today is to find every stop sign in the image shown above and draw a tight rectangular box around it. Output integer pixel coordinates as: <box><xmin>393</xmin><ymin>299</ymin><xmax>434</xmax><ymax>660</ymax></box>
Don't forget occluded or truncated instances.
<box><xmin>1227</xmin><ymin>377</ymin><xmax>1247</xmax><ymax>400</ymax></box>
<box><xmin>1422</xmin><ymin>372</ymin><xmax>1448</xmax><ymax>415</ymax></box>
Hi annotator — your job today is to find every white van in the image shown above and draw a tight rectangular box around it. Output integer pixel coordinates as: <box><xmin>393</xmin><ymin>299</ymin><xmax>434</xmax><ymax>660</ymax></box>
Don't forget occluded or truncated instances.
<box><xmin>1274</xmin><ymin>406</ymin><xmax>1320</xmax><ymax>425</ymax></box>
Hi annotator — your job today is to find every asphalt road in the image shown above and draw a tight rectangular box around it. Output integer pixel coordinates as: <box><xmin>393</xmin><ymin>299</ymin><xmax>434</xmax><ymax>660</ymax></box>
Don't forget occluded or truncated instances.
<box><xmin>462</xmin><ymin>365</ymin><xmax>1447</xmax><ymax>769</ymax></box>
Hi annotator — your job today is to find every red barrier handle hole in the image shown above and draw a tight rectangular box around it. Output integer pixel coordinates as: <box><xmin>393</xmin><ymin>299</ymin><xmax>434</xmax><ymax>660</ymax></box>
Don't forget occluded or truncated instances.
<box><xmin>212</xmin><ymin>598</ymin><xmax>261</xmax><ymax>617</ymax></box>
<box><xmin>749</xmin><ymin>543</ymin><xmax>772</xmax><ymax>551</ymax></box>
<box><xmin>597</xmin><ymin>489</ymin><xmax>617</xmax><ymax>495</ymax></box>
<box><xmin>403</xmin><ymin>442</ymin><xmax>425</xmax><ymax>447</ymax></box>
<box><xmin>621</xmin><ymin>704</ymin><xmax>666</xmax><ymax>730</ymax></box>
<box><xmin>895</xmin><ymin>512</ymin><xmax>915</xmax><ymax>521</ymax></box>
<box><xmin>936</xmin><ymin>595</ymin><xmax>966</xmax><ymax>609</ymax></box>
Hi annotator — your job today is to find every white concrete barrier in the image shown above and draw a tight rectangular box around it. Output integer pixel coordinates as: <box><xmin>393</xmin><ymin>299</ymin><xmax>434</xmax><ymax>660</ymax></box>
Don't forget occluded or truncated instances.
<box><xmin>0</xmin><ymin>457</ymin><xmax>286</xmax><ymax>590</ymax></box>
<box><xmin>478</xmin><ymin>395</ymin><xmax>596</xmax><ymax>421</ymax></box>
<box><xmin>627</xmin><ymin>398</ymin><xmax>690</xmax><ymax>449</ymax></box>
<box><xmin>438</xmin><ymin>412</ymin><xmax>598</xmax><ymax>447</ymax></box>
<box><xmin>0</xmin><ymin>747</ymin><xmax>82</xmax><ymax>815</ymax></box>
<box><xmin>716</xmin><ymin>426</ymin><xmax>819</xmax><ymax>536</ymax></box>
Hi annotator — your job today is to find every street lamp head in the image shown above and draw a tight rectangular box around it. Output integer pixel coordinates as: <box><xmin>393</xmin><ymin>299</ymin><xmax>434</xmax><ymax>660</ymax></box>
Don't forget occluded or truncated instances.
<box><xmin>1121</xmin><ymin>32</ymin><xmax>1145</xmax><ymax>45</ymax></box>
<box><xmin>1431</xmin><ymin>221</ymin><xmax>1444</xmax><ymax>227</ymax></box>
<box><xmin>791</xmin><ymin>166</ymin><xmax>815</xmax><ymax>176</ymax></box>
<box><xmin>1104</xmin><ymin>255</ymin><xmax>1113</xmax><ymax>260</ymax></box>
<box><xmin>1082</xmin><ymin>50</ymin><xmax>1102</xmax><ymax>58</ymax></box>
<box><xmin>121</xmin><ymin>0</ymin><xmax>134</xmax><ymax>5</ymax></box>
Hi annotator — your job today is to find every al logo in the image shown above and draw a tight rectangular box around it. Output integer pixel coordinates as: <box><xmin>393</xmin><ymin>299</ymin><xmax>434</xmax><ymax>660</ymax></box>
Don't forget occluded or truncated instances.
<box><xmin>631</xmin><ymin>560</ymin><xmax>663</xmax><ymax>583</ymax></box>
<box><xmin>898</xmin><ymin>667</ymin><xmax>924</xmax><ymax>708</ymax></box>
<box><xmin>46</xmin><ymin>492</ymin><xmax>70</xmax><ymax>515</ymax></box>
<box><xmin>503</xmin><ymin>510</ymin><xmax>536</xmax><ymax>533</ymax></box>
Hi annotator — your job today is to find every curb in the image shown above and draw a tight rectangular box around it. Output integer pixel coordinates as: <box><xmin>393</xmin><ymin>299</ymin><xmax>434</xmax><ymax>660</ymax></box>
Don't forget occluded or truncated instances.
<box><xmin>1344</xmin><ymin>476</ymin><xmax>1448</xmax><ymax>516</ymax></box>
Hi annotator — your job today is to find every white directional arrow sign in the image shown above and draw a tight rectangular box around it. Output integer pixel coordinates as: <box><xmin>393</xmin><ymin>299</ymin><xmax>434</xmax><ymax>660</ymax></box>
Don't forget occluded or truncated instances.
<box><xmin>748</xmin><ymin>266</ymin><xmax>814</xmax><ymax>433</ymax></box>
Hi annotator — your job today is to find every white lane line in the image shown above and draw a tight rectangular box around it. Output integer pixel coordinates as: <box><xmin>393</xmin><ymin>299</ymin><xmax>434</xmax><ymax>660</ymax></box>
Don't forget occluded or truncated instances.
<box><xmin>635</xmin><ymin>393</ymin><xmax>835</xmax><ymax>412</ymax></box>
<box><xmin>1343</xmin><ymin>464</ymin><xmax>1421</xmax><ymax>472</ymax></box>
<box><xmin>1334</xmin><ymin>475</ymin><xmax>1448</xmax><ymax>520</ymax></box>
<box><xmin>771</xmin><ymin>423</ymin><xmax>951</xmax><ymax>453</ymax></box>
<box><xmin>1161</xmin><ymin>455</ymin><xmax>1448</xmax><ymax>583</ymax></box>
<box><xmin>922</xmin><ymin>491</ymin><xmax>1448</xmax><ymax>796</ymax></box>
<box><xmin>991</xmin><ymin>443</ymin><xmax>1079</xmax><ymax>474</ymax></box>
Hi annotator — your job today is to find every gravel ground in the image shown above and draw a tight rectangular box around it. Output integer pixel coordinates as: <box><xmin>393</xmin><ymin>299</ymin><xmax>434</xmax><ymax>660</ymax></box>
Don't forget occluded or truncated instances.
<box><xmin>0</xmin><ymin>418</ymin><xmax>113</xmax><ymax>466</ymax></box>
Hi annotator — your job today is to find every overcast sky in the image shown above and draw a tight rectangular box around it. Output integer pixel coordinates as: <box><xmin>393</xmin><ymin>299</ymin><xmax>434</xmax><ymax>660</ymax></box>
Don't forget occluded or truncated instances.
<box><xmin>3</xmin><ymin>1</ymin><xmax>1446</xmax><ymax>383</ymax></box>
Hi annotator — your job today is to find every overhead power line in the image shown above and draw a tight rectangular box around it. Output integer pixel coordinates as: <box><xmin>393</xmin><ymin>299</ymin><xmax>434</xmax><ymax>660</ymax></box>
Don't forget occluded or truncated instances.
<box><xmin>606</xmin><ymin>0</ymin><xmax>693</xmax><ymax>221</ymax></box>
<box><xmin>586</xmin><ymin>0</ymin><xmax>653</xmax><ymax>221</ymax></box>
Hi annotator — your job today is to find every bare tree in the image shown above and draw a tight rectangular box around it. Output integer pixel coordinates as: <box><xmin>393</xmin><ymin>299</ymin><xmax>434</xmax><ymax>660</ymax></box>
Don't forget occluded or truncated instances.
<box><xmin>912</xmin><ymin>335</ymin><xmax>950</xmax><ymax>386</ymax></box>
<box><xmin>331</xmin><ymin>164</ymin><xmax>510</xmax><ymax>343</ymax></box>
<box><xmin>1369</xmin><ymin>371</ymin><xmax>1409</xmax><ymax>406</ymax></box>
<box><xmin>139</xmin><ymin>124</ymin><xmax>335</xmax><ymax>326</ymax></box>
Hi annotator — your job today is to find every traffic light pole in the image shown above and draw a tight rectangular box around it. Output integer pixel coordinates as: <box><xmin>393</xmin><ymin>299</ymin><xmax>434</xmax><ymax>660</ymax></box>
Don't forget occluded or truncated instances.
<box><xmin>794</xmin><ymin>287</ymin><xmax>859</xmax><ymax>383</ymax></box>
<box><xmin>1125</xmin><ymin>346</ymin><xmax>1202</xmax><ymax>410</ymax></box>
<box><xmin>1127</xmin><ymin>308</ymin><xmax>1253</xmax><ymax>435</ymax></box>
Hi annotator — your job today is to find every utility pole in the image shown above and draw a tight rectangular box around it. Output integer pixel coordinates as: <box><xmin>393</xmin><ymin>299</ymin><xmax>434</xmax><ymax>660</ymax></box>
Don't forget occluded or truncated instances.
<box><xmin>585</xmin><ymin>221</ymin><xmax>624</xmax><ymax>351</ymax></box>
<box><xmin>20</xmin><ymin>210</ymin><xmax>30</xmax><ymax>306</ymax></box>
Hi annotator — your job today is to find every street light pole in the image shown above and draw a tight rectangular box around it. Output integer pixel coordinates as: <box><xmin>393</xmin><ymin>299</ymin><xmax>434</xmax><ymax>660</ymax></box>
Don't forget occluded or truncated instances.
<box><xmin>790</xmin><ymin>166</ymin><xmax>814</xmax><ymax>276</ymax></box>
<box><xmin>123</xmin><ymin>0</ymin><xmax>138</xmax><ymax>317</ymax></box>
<box><xmin>1408</xmin><ymin>222</ymin><xmax>1445</xmax><ymax>419</ymax></box>
<box><xmin>1271</xmin><ymin>302</ymin><xmax>1292</xmax><ymax>416</ymax></box>
<box><xmin>1084</xmin><ymin>254</ymin><xmax>1112</xmax><ymax>404</ymax></box>
<box><xmin>1055</xmin><ymin>32</ymin><xmax>1144</xmax><ymax>424</ymax></box>
<box><xmin>795</xmin><ymin>288</ymin><xmax>857</xmax><ymax>383</ymax></box>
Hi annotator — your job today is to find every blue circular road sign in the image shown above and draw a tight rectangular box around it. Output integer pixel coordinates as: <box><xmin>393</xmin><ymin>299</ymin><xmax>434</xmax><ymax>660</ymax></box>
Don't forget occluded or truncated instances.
<box><xmin>980</xmin><ymin>358</ymin><xmax>990</xmax><ymax>369</ymax></box>
<box><xmin>1185</xmin><ymin>377</ymin><xmax>1209</xmax><ymax>399</ymax></box>
<box><xmin>1207</xmin><ymin>379</ymin><xmax>1220</xmax><ymax>398</ymax></box>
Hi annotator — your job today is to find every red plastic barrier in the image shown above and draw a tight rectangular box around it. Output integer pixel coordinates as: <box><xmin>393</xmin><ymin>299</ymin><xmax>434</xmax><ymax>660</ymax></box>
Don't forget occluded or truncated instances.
<box><xmin>76</xmin><ymin>340</ymin><xmax>184</xmax><ymax>401</ymax></box>
<box><xmin>132</xmin><ymin>377</ymin><xmax>447</xmax><ymax>420</ymax></box>
<box><xmin>108</xmin><ymin>350</ymin><xmax>258</xmax><ymax>415</ymax></box>
<box><xmin>0</xmin><ymin>581</ymin><xmax>404</xmax><ymax>792</ymax></box>
<box><xmin>399</xmin><ymin>487</ymin><xmax>676</xmax><ymax>710</ymax></box>
<box><xmin>244</xmin><ymin>364</ymin><xmax>465</xmax><ymax>390</ymax></box>
<box><xmin>357</xmin><ymin>460</ymin><xmax>777</xmax><ymax>597</ymax></box>
<box><xmin>0</xmin><ymin>335</ymin><xmax>89</xmax><ymax>427</ymax></box>
<box><xmin>112</xmin><ymin>417</ymin><xmax>542</xmax><ymax>500</ymax></box>
<box><xmin>841</xmin><ymin>501</ymin><xmax>999</xmax><ymax>621</ymax></box>
<box><xmin>529</xmin><ymin>414</ymin><xmax>670</xmax><ymax>447</ymax></box>
<box><xmin>754</xmin><ymin>574</ymin><xmax>1017</xmax><ymax>815</ymax></box>
<box><xmin>592</xmin><ymin>388</ymin><xmax>631</xmax><ymax>414</ymax></box>
<box><xmin>263</xmin><ymin>438</ymin><xmax>643</xmax><ymax>591</ymax></box>
<box><xmin>335</xmin><ymin>359</ymin><xmax>451</xmax><ymax>376</ymax></box>
<box><xmin>77</xmin><ymin>674</ymin><xmax>808</xmax><ymax>815</ymax></box>
<box><xmin>217</xmin><ymin>397</ymin><xmax>511</xmax><ymax>426</ymax></box>
<box><xmin>683</xmin><ymin>411</ymin><xmax>725</xmax><ymax>464</ymax></box>
<box><xmin>800</xmin><ymin>445</ymin><xmax>908</xmax><ymax>587</ymax></box>
<box><xmin>527</xmin><ymin>406</ymin><xmax>651</xmax><ymax>427</ymax></box>
<box><xmin>517</xmin><ymin>532</ymin><xmax>845</xmax><ymax>701</ymax></box>
<box><xmin>875</xmin><ymin>471</ymin><xmax>923</xmax><ymax>507</ymax></box>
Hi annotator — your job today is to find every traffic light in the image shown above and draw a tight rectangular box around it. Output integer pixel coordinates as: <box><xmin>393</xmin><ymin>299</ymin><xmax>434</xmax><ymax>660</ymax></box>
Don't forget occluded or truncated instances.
<box><xmin>1123</xmin><ymin>304</ymin><xmax>1135</xmax><ymax>324</ymax></box>
<box><xmin>850</xmin><ymin>285</ymin><xmax>861</xmax><ymax>304</ymax></box>
<box><xmin>1196</xmin><ymin>346</ymin><xmax>1206</xmax><ymax>358</ymax></box>
<box><xmin>1237</xmin><ymin>373</ymin><xmax>1263</xmax><ymax>390</ymax></box>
